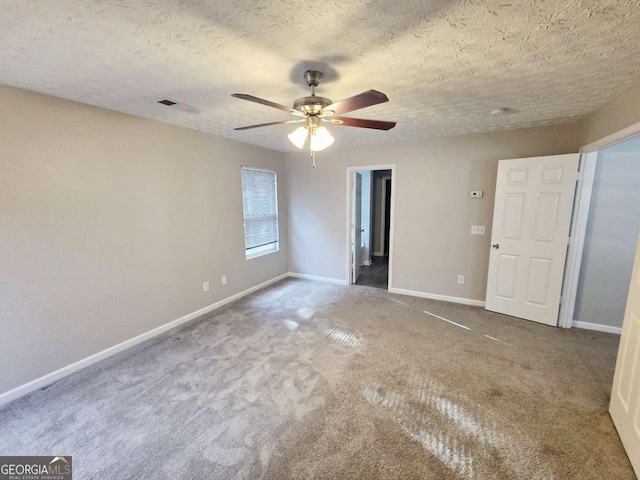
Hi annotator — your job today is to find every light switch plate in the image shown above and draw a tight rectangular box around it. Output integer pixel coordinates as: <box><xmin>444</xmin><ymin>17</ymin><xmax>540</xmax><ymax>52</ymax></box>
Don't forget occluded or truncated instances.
<box><xmin>471</xmin><ymin>225</ymin><xmax>486</xmax><ymax>235</ymax></box>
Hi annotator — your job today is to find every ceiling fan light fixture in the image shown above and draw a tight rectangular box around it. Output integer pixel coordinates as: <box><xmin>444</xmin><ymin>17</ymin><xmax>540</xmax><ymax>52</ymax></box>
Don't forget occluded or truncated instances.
<box><xmin>310</xmin><ymin>126</ymin><xmax>334</xmax><ymax>152</ymax></box>
<box><xmin>288</xmin><ymin>126</ymin><xmax>308</xmax><ymax>149</ymax></box>
<box><xmin>233</xmin><ymin>70</ymin><xmax>395</xmax><ymax>167</ymax></box>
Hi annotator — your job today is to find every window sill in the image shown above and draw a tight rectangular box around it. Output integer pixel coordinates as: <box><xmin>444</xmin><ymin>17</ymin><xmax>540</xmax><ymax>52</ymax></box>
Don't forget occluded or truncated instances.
<box><xmin>246</xmin><ymin>244</ymin><xmax>279</xmax><ymax>260</ymax></box>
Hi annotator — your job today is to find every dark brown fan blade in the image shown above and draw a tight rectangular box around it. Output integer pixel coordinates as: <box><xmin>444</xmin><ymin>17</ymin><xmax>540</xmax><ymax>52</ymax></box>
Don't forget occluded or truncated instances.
<box><xmin>234</xmin><ymin>119</ymin><xmax>304</xmax><ymax>131</ymax></box>
<box><xmin>320</xmin><ymin>90</ymin><xmax>389</xmax><ymax>116</ymax></box>
<box><xmin>232</xmin><ymin>94</ymin><xmax>304</xmax><ymax>117</ymax></box>
<box><xmin>329</xmin><ymin>116</ymin><xmax>396</xmax><ymax>130</ymax></box>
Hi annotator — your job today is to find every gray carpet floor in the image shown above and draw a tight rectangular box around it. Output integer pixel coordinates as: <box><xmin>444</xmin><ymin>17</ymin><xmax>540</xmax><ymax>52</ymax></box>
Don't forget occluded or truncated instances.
<box><xmin>0</xmin><ymin>278</ymin><xmax>634</xmax><ymax>479</ymax></box>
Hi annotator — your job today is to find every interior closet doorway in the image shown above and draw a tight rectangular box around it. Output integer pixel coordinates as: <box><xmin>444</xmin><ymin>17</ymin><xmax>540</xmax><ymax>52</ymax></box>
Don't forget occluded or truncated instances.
<box><xmin>560</xmin><ymin>133</ymin><xmax>640</xmax><ymax>332</ymax></box>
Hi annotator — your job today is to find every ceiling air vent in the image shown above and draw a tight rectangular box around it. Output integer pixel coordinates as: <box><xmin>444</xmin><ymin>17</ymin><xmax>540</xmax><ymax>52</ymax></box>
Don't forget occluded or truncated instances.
<box><xmin>156</xmin><ymin>98</ymin><xmax>199</xmax><ymax>113</ymax></box>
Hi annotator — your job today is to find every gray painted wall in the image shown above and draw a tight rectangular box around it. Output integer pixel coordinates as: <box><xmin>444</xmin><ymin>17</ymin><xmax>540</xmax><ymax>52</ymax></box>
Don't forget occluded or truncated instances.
<box><xmin>286</xmin><ymin>124</ymin><xmax>580</xmax><ymax>301</ymax></box>
<box><xmin>0</xmin><ymin>85</ymin><xmax>288</xmax><ymax>394</ymax></box>
<box><xmin>580</xmin><ymin>81</ymin><xmax>640</xmax><ymax>146</ymax></box>
<box><xmin>574</xmin><ymin>135</ymin><xmax>640</xmax><ymax>328</ymax></box>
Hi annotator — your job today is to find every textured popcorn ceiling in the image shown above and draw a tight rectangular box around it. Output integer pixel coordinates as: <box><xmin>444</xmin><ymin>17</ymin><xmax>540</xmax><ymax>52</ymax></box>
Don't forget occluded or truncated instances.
<box><xmin>1</xmin><ymin>0</ymin><xmax>639</xmax><ymax>152</ymax></box>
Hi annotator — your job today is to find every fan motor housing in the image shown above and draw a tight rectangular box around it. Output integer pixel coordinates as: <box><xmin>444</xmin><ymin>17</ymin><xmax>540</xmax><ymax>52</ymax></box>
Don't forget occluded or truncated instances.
<box><xmin>293</xmin><ymin>95</ymin><xmax>333</xmax><ymax>115</ymax></box>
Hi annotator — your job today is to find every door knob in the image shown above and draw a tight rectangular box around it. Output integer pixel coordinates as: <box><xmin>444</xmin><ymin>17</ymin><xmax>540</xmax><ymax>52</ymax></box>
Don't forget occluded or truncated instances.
<box><xmin>492</xmin><ymin>243</ymin><xmax>500</xmax><ymax>249</ymax></box>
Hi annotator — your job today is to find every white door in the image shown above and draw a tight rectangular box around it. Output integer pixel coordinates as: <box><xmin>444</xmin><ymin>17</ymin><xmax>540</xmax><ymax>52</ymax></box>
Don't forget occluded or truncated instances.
<box><xmin>485</xmin><ymin>154</ymin><xmax>579</xmax><ymax>326</ymax></box>
<box><xmin>610</xmin><ymin>235</ymin><xmax>640</xmax><ymax>476</ymax></box>
<box><xmin>352</xmin><ymin>172</ymin><xmax>363</xmax><ymax>283</ymax></box>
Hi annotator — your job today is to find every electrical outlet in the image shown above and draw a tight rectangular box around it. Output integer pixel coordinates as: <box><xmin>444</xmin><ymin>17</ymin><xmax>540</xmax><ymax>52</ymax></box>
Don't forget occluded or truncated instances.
<box><xmin>203</xmin><ymin>281</ymin><xmax>209</xmax><ymax>292</ymax></box>
<box><xmin>221</xmin><ymin>275</ymin><xmax>227</xmax><ymax>285</ymax></box>
<box><xmin>471</xmin><ymin>190</ymin><xmax>484</xmax><ymax>199</ymax></box>
<box><xmin>458</xmin><ymin>275</ymin><xmax>465</xmax><ymax>284</ymax></box>
<box><xmin>471</xmin><ymin>225</ymin><xmax>485</xmax><ymax>235</ymax></box>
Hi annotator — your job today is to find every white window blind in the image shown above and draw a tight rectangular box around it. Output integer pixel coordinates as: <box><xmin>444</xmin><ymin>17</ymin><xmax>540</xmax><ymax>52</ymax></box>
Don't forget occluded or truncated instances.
<box><xmin>241</xmin><ymin>167</ymin><xmax>279</xmax><ymax>258</ymax></box>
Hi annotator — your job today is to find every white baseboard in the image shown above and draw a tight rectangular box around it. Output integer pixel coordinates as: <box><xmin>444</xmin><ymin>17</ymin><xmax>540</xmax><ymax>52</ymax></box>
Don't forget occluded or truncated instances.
<box><xmin>389</xmin><ymin>287</ymin><xmax>486</xmax><ymax>307</ymax></box>
<box><xmin>288</xmin><ymin>272</ymin><xmax>348</xmax><ymax>285</ymax></box>
<box><xmin>572</xmin><ymin>320</ymin><xmax>622</xmax><ymax>335</ymax></box>
<box><xmin>0</xmin><ymin>273</ymin><xmax>289</xmax><ymax>407</ymax></box>
<box><xmin>363</xmin><ymin>260</ymin><xmax>372</xmax><ymax>266</ymax></box>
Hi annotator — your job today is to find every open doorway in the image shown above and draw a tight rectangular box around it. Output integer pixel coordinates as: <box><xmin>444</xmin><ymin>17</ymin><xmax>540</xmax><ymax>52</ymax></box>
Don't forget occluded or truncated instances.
<box><xmin>560</xmin><ymin>133</ymin><xmax>640</xmax><ymax>332</ymax></box>
<box><xmin>347</xmin><ymin>167</ymin><xmax>394</xmax><ymax>289</ymax></box>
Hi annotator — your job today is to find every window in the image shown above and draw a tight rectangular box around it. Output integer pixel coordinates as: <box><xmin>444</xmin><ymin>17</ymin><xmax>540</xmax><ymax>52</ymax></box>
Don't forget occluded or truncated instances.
<box><xmin>241</xmin><ymin>167</ymin><xmax>279</xmax><ymax>259</ymax></box>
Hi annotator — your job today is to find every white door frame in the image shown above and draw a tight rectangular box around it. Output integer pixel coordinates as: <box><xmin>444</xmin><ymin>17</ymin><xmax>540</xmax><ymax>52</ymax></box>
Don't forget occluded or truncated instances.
<box><xmin>379</xmin><ymin>174</ymin><xmax>392</xmax><ymax>256</ymax></box>
<box><xmin>352</xmin><ymin>172</ymin><xmax>363</xmax><ymax>284</ymax></box>
<box><xmin>558</xmin><ymin>121</ymin><xmax>640</xmax><ymax>329</ymax></box>
<box><xmin>345</xmin><ymin>164</ymin><xmax>396</xmax><ymax>289</ymax></box>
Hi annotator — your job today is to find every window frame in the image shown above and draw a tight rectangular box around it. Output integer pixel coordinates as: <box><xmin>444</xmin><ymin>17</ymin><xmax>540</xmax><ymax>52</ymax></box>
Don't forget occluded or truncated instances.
<box><xmin>241</xmin><ymin>166</ymin><xmax>280</xmax><ymax>260</ymax></box>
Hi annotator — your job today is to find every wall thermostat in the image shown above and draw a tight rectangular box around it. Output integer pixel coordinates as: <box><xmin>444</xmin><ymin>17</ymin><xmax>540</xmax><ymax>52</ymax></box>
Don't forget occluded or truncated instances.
<box><xmin>471</xmin><ymin>190</ymin><xmax>484</xmax><ymax>198</ymax></box>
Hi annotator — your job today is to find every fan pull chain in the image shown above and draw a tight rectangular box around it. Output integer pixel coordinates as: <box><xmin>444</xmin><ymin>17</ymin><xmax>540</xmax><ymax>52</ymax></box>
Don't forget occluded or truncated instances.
<box><xmin>311</xmin><ymin>150</ymin><xmax>316</xmax><ymax>168</ymax></box>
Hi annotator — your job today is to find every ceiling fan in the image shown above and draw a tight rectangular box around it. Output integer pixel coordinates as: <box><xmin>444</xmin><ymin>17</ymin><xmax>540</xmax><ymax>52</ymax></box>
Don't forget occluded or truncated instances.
<box><xmin>232</xmin><ymin>70</ymin><xmax>396</xmax><ymax>167</ymax></box>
